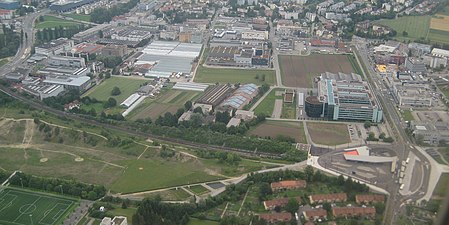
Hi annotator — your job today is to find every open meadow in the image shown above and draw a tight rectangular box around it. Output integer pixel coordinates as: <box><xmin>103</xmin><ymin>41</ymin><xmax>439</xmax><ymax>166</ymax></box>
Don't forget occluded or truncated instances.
<box><xmin>35</xmin><ymin>15</ymin><xmax>82</xmax><ymax>29</ymax></box>
<box><xmin>83</xmin><ymin>76</ymin><xmax>147</xmax><ymax>103</ymax></box>
<box><xmin>248</xmin><ymin>121</ymin><xmax>307</xmax><ymax>143</ymax></box>
<box><xmin>306</xmin><ymin>122</ymin><xmax>350</xmax><ymax>146</ymax></box>
<box><xmin>128</xmin><ymin>89</ymin><xmax>200</xmax><ymax>120</ymax></box>
<box><xmin>194</xmin><ymin>66</ymin><xmax>276</xmax><ymax>85</ymax></box>
<box><xmin>0</xmin><ymin>187</ymin><xmax>77</xmax><ymax>225</ymax></box>
<box><xmin>279</xmin><ymin>54</ymin><xmax>356</xmax><ymax>88</ymax></box>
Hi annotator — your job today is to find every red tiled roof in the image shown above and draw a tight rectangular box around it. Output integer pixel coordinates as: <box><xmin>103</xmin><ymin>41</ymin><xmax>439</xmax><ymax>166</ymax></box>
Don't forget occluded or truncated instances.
<box><xmin>271</xmin><ymin>180</ymin><xmax>307</xmax><ymax>190</ymax></box>
<box><xmin>303</xmin><ymin>209</ymin><xmax>327</xmax><ymax>218</ymax></box>
<box><xmin>355</xmin><ymin>194</ymin><xmax>385</xmax><ymax>203</ymax></box>
<box><xmin>310</xmin><ymin>193</ymin><xmax>347</xmax><ymax>202</ymax></box>
<box><xmin>263</xmin><ymin>197</ymin><xmax>301</xmax><ymax>209</ymax></box>
<box><xmin>259</xmin><ymin>213</ymin><xmax>292</xmax><ymax>222</ymax></box>
<box><xmin>332</xmin><ymin>207</ymin><xmax>376</xmax><ymax>217</ymax></box>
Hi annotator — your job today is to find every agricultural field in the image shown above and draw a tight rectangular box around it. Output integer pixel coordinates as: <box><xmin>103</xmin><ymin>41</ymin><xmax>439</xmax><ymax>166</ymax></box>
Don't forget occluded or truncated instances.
<box><xmin>128</xmin><ymin>89</ymin><xmax>200</xmax><ymax>120</ymax></box>
<box><xmin>35</xmin><ymin>15</ymin><xmax>82</xmax><ymax>29</ymax></box>
<box><xmin>279</xmin><ymin>54</ymin><xmax>356</xmax><ymax>88</ymax></box>
<box><xmin>64</xmin><ymin>13</ymin><xmax>91</xmax><ymax>22</ymax></box>
<box><xmin>248</xmin><ymin>121</ymin><xmax>307</xmax><ymax>143</ymax></box>
<box><xmin>138</xmin><ymin>188</ymin><xmax>192</xmax><ymax>201</ymax></box>
<box><xmin>307</xmin><ymin>122</ymin><xmax>350</xmax><ymax>146</ymax></box>
<box><xmin>0</xmin><ymin>187</ymin><xmax>77</xmax><ymax>225</ymax></box>
<box><xmin>188</xmin><ymin>185</ymin><xmax>210</xmax><ymax>195</ymax></box>
<box><xmin>83</xmin><ymin>77</ymin><xmax>147</xmax><ymax>103</ymax></box>
<box><xmin>194</xmin><ymin>66</ymin><xmax>276</xmax><ymax>85</ymax></box>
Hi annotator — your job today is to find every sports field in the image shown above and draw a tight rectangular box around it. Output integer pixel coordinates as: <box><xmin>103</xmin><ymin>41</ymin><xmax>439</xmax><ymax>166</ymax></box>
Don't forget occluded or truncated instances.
<box><xmin>35</xmin><ymin>15</ymin><xmax>82</xmax><ymax>29</ymax></box>
<box><xmin>83</xmin><ymin>77</ymin><xmax>147</xmax><ymax>103</ymax></box>
<box><xmin>279</xmin><ymin>54</ymin><xmax>355</xmax><ymax>88</ymax></box>
<box><xmin>0</xmin><ymin>188</ymin><xmax>77</xmax><ymax>225</ymax></box>
<box><xmin>194</xmin><ymin>66</ymin><xmax>276</xmax><ymax>85</ymax></box>
<box><xmin>128</xmin><ymin>89</ymin><xmax>200</xmax><ymax>120</ymax></box>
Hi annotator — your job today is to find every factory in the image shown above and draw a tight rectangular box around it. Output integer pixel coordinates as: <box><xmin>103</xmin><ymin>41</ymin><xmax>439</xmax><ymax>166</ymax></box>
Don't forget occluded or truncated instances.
<box><xmin>49</xmin><ymin>0</ymin><xmax>98</xmax><ymax>12</ymax></box>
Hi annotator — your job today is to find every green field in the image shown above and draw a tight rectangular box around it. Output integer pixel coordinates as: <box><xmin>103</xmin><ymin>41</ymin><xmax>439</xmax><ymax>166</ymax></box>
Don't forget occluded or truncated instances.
<box><xmin>188</xmin><ymin>218</ymin><xmax>219</xmax><ymax>225</ymax></box>
<box><xmin>35</xmin><ymin>15</ymin><xmax>82</xmax><ymax>29</ymax></box>
<box><xmin>428</xmin><ymin>29</ymin><xmax>449</xmax><ymax>44</ymax></box>
<box><xmin>140</xmin><ymin>188</ymin><xmax>192</xmax><ymax>201</ymax></box>
<box><xmin>0</xmin><ymin>58</ymin><xmax>8</xmax><ymax>67</ymax></box>
<box><xmin>188</xmin><ymin>185</ymin><xmax>209</xmax><ymax>195</ymax></box>
<box><xmin>307</xmin><ymin>122</ymin><xmax>350</xmax><ymax>146</ymax></box>
<box><xmin>83</xmin><ymin>77</ymin><xmax>147</xmax><ymax>103</ymax></box>
<box><xmin>109</xmin><ymin>207</ymin><xmax>137</xmax><ymax>224</ymax></box>
<box><xmin>110</xmin><ymin>158</ymin><xmax>223</xmax><ymax>193</ymax></box>
<box><xmin>375</xmin><ymin>16</ymin><xmax>431</xmax><ymax>42</ymax></box>
<box><xmin>401</xmin><ymin>109</ymin><xmax>414</xmax><ymax>121</ymax></box>
<box><xmin>128</xmin><ymin>89</ymin><xmax>200</xmax><ymax>120</ymax></box>
<box><xmin>0</xmin><ymin>187</ymin><xmax>77</xmax><ymax>225</ymax></box>
<box><xmin>194</xmin><ymin>66</ymin><xmax>276</xmax><ymax>85</ymax></box>
<box><xmin>433</xmin><ymin>173</ymin><xmax>449</xmax><ymax>197</ymax></box>
<box><xmin>64</xmin><ymin>14</ymin><xmax>91</xmax><ymax>22</ymax></box>
<box><xmin>253</xmin><ymin>88</ymin><xmax>283</xmax><ymax>116</ymax></box>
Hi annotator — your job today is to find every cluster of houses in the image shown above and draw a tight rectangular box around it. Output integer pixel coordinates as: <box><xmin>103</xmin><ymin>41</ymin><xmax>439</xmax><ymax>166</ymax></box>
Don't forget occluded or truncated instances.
<box><xmin>257</xmin><ymin>180</ymin><xmax>384</xmax><ymax>224</ymax></box>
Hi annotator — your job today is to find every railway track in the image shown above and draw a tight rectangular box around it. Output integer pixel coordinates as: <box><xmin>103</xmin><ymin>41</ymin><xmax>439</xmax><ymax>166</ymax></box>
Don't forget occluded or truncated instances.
<box><xmin>0</xmin><ymin>85</ymin><xmax>282</xmax><ymax>158</ymax></box>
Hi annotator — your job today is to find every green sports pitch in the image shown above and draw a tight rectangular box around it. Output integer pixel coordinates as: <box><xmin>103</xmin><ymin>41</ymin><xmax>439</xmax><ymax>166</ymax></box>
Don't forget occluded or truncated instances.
<box><xmin>0</xmin><ymin>187</ymin><xmax>77</xmax><ymax>225</ymax></box>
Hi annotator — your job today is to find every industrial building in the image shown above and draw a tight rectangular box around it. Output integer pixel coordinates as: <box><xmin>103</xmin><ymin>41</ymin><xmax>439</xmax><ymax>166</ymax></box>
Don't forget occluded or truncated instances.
<box><xmin>111</xmin><ymin>27</ymin><xmax>152</xmax><ymax>43</ymax></box>
<box><xmin>220</xmin><ymin>83</ymin><xmax>258</xmax><ymax>110</ymax></box>
<box><xmin>35</xmin><ymin>38</ymin><xmax>74</xmax><ymax>56</ymax></box>
<box><xmin>172</xmin><ymin>82</ymin><xmax>208</xmax><ymax>92</ymax></box>
<box><xmin>72</xmin><ymin>24</ymin><xmax>112</xmax><ymax>43</ymax></box>
<box><xmin>43</xmin><ymin>76</ymin><xmax>91</xmax><ymax>91</ymax></box>
<box><xmin>48</xmin><ymin>55</ymin><xmax>86</xmax><ymax>68</ymax></box>
<box><xmin>22</xmin><ymin>84</ymin><xmax>64</xmax><ymax>100</ymax></box>
<box><xmin>0</xmin><ymin>0</ymin><xmax>20</xmax><ymax>10</ymax></box>
<box><xmin>101</xmin><ymin>44</ymin><xmax>128</xmax><ymax>58</ymax></box>
<box><xmin>405</xmin><ymin>58</ymin><xmax>426</xmax><ymax>74</ymax></box>
<box><xmin>37</xmin><ymin>66</ymin><xmax>90</xmax><ymax>78</ymax></box>
<box><xmin>137</xmin><ymin>41</ymin><xmax>202</xmax><ymax>78</ymax></box>
<box><xmin>305</xmin><ymin>73</ymin><xmax>383</xmax><ymax>123</ymax></box>
<box><xmin>206</xmin><ymin>46</ymin><xmax>269</xmax><ymax>68</ymax></box>
<box><xmin>412</xmin><ymin>122</ymin><xmax>449</xmax><ymax>146</ymax></box>
<box><xmin>50</xmin><ymin>0</ymin><xmax>98</xmax><ymax>12</ymax></box>
<box><xmin>195</xmin><ymin>84</ymin><xmax>233</xmax><ymax>107</ymax></box>
<box><xmin>391</xmin><ymin>81</ymin><xmax>433</xmax><ymax>107</ymax></box>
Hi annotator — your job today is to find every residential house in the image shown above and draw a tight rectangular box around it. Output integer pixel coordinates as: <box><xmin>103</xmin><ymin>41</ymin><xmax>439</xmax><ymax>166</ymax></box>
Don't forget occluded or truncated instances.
<box><xmin>355</xmin><ymin>194</ymin><xmax>385</xmax><ymax>204</ymax></box>
<box><xmin>263</xmin><ymin>197</ymin><xmax>302</xmax><ymax>210</ymax></box>
<box><xmin>303</xmin><ymin>209</ymin><xmax>328</xmax><ymax>221</ymax></box>
<box><xmin>271</xmin><ymin>180</ymin><xmax>307</xmax><ymax>192</ymax></box>
<box><xmin>309</xmin><ymin>193</ymin><xmax>347</xmax><ymax>204</ymax></box>
<box><xmin>332</xmin><ymin>207</ymin><xmax>376</xmax><ymax>218</ymax></box>
<box><xmin>259</xmin><ymin>213</ymin><xmax>292</xmax><ymax>223</ymax></box>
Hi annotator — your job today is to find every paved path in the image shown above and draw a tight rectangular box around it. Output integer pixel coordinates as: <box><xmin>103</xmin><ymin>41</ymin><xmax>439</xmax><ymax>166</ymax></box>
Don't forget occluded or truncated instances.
<box><xmin>272</xmin><ymin>99</ymin><xmax>283</xmax><ymax>118</ymax></box>
<box><xmin>249</xmin><ymin>87</ymin><xmax>273</xmax><ymax>111</ymax></box>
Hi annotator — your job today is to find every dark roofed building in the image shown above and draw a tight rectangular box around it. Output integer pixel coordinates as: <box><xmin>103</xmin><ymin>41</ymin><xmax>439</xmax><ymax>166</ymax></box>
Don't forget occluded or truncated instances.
<box><xmin>195</xmin><ymin>84</ymin><xmax>233</xmax><ymax>107</ymax></box>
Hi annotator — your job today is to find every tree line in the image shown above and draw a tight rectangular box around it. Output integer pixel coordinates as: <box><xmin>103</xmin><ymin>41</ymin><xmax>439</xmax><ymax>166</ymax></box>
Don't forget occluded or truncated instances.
<box><xmin>90</xmin><ymin>0</ymin><xmax>139</xmax><ymax>24</ymax></box>
<box><xmin>0</xmin><ymin>25</ymin><xmax>20</xmax><ymax>59</ymax></box>
<box><xmin>36</xmin><ymin>25</ymin><xmax>87</xmax><ymax>44</ymax></box>
<box><xmin>9</xmin><ymin>172</ymin><xmax>106</xmax><ymax>200</ymax></box>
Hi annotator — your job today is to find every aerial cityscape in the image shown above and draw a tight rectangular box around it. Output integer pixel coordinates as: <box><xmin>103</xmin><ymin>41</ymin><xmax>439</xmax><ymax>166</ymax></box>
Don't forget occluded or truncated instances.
<box><xmin>0</xmin><ymin>0</ymin><xmax>448</xmax><ymax>224</ymax></box>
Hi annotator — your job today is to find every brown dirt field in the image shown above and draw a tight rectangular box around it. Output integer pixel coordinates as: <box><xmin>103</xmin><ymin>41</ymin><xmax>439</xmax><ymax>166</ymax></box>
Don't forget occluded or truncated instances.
<box><xmin>249</xmin><ymin>121</ymin><xmax>307</xmax><ymax>143</ymax></box>
<box><xmin>307</xmin><ymin>122</ymin><xmax>350</xmax><ymax>146</ymax></box>
<box><xmin>279</xmin><ymin>54</ymin><xmax>355</xmax><ymax>88</ymax></box>
<box><xmin>431</xmin><ymin>15</ymin><xmax>449</xmax><ymax>32</ymax></box>
<box><xmin>133</xmin><ymin>103</ymin><xmax>179</xmax><ymax>120</ymax></box>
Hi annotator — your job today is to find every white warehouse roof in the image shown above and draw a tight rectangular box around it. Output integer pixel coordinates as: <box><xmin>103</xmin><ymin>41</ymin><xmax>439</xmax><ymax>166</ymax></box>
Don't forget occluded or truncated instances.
<box><xmin>121</xmin><ymin>93</ymin><xmax>142</xmax><ymax>108</ymax></box>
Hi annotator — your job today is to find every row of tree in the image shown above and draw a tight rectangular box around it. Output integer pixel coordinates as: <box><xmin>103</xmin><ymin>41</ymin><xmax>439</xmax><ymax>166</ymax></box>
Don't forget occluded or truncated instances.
<box><xmin>90</xmin><ymin>0</ymin><xmax>139</xmax><ymax>24</ymax></box>
<box><xmin>9</xmin><ymin>172</ymin><xmax>106</xmax><ymax>200</ymax></box>
<box><xmin>36</xmin><ymin>25</ymin><xmax>88</xmax><ymax>43</ymax></box>
<box><xmin>0</xmin><ymin>25</ymin><xmax>20</xmax><ymax>59</ymax></box>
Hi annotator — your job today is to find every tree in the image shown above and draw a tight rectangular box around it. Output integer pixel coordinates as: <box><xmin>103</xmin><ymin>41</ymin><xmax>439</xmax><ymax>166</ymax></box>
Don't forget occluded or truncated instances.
<box><xmin>402</xmin><ymin>31</ymin><xmax>408</xmax><ymax>36</ymax></box>
<box><xmin>285</xmin><ymin>198</ymin><xmax>299</xmax><ymax>214</ymax></box>
<box><xmin>374</xmin><ymin>202</ymin><xmax>385</xmax><ymax>214</ymax></box>
<box><xmin>364</xmin><ymin>121</ymin><xmax>372</xmax><ymax>128</ymax></box>
<box><xmin>111</xmin><ymin>86</ymin><xmax>121</xmax><ymax>96</ymax></box>
<box><xmin>193</xmin><ymin>107</ymin><xmax>203</xmax><ymax>114</ymax></box>
<box><xmin>379</xmin><ymin>132</ymin><xmax>386</xmax><ymax>139</ymax></box>
<box><xmin>184</xmin><ymin>100</ymin><xmax>192</xmax><ymax>110</ymax></box>
<box><xmin>304</xmin><ymin>165</ymin><xmax>314</xmax><ymax>182</ymax></box>
<box><xmin>104</xmin><ymin>97</ymin><xmax>117</xmax><ymax>108</ymax></box>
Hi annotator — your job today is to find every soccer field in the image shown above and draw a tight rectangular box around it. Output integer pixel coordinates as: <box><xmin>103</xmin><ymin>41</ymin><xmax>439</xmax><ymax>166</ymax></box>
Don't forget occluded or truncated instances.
<box><xmin>0</xmin><ymin>188</ymin><xmax>77</xmax><ymax>225</ymax></box>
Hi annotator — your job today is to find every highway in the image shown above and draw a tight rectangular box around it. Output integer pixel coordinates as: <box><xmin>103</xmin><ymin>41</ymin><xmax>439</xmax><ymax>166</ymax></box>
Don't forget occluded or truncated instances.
<box><xmin>353</xmin><ymin>39</ymin><xmax>432</xmax><ymax>225</ymax></box>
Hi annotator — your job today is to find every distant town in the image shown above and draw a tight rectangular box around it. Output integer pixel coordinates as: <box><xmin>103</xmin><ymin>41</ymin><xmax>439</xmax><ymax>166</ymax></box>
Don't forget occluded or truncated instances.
<box><xmin>0</xmin><ymin>0</ymin><xmax>448</xmax><ymax>225</ymax></box>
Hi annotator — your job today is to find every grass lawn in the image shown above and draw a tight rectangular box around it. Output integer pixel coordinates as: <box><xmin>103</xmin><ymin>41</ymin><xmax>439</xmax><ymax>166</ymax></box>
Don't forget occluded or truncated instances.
<box><xmin>401</xmin><ymin>109</ymin><xmax>414</xmax><ymax>121</ymax></box>
<box><xmin>437</xmin><ymin>147</ymin><xmax>449</xmax><ymax>166</ymax></box>
<box><xmin>35</xmin><ymin>15</ymin><xmax>82</xmax><ymax>29</ymax></box>
<box><xmin>0</xmin><ymin>187</ymin><xmax>78</xmax><ymax>225</ymax></box>
<box><xmin>109</xmin><ymin>207</ymin><xmax>137</xmax><ymax>224</ymax></box>
<box><xmin>248</xmin><ymin>121</ymin><xmax>307</xmax><ymax>143</ymax></box>
<box><xmin>141</xmin><ymin>188</ymin><xmax>192</xmax><ymax>201</ymax></box>
<box><xmin>65</xmin><ymin>13</ymin><xmax>91</xmax><ymax>22</ymax></box>
<box><xmin>194</xmin><ymin>66</ymin><xmax>276</xmax><ymax>85</ymax></box>
<box><xmin>188</xmin><ymin>185</ymin><xmax>209</xmax><ymax>195</ymax></box>
<box><xmin>83</xmin><ymin>77</ymin><xmax>147</xmax><ymax>103</ymax></box>
<box><xmin>281</xmin><ymin>99</ymin><xmax>296</xmax><ymax>119</ymax></box>
<box><xmin>433</xmin><ymin>173</ymin><xmax>449</xmax><ymax>198</ymax></box>
<box><xmin>188</xmin><ymin>218</ymin><xmax>219</xmax><ymax>225</ymax></box>
<box><xmin>438</xmin><ymin>6</ymin><xmax>449</xmax><ymax>16</ymax></box>
<box><xmin>253</xmin><ymin>88</ymin><xmax>283</xmax><ymax>116</ymax></box>
<box><xmin>347</xmin><ymin>54</ymin><xmax>363</xmax><ymax>76</ymax></box>
<box><xmin>110</xmin><ymin>158</ymin><xmax>224</xmax><ymax>194</ymax></box>
<box><xmin>128</xmin><ymin>89</ymin><xmax>200</xmax><ymax>120</ymax></box>
<box><xmin>375</xmin><ymin>16</ymin><xmax>431</xmax><ymax>42</ymax></box>
<box><xmin>307</xmin><ymin>122</ymin><xmax>350</xmax><ymax>146</ymax></box>
<box><xmin>0</xmin><ymin>58</ymin><xmax>9</xmax><ymax>67</ymax></box>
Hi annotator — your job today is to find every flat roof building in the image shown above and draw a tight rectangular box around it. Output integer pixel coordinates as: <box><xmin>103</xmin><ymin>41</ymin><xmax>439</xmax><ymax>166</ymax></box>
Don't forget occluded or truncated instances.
<box><xmin>195</xmin><ymin>84</ymin><xmax>233</xmax><ymax>107</ymax></box>
<box><xmin>305</xmin><ymin>74</ymin><xmax>383</xmax><ymax>123</ymax></box>
<box><xmin>48</xmin><ymin>55</ymin><xmax>86</xmax><ymax>68</ymax></box>
<box><xmin>43</xmin><ymin>76</ymin><xmax>91</xmax><ymax>91</ymax></box>
<box><xmin>35</xmin><ymin>38</ymin><xmax>74</xmax><ymax>56</ymax></box>
<box><xmin>412</xmin><ymin>122</ymin><xmax>449</xmax><ymax>146</ymax></box>
<box><xmin>392</xmin><ymin>81</ymin><xmax>432</xmax><ymax>107</ymax></box>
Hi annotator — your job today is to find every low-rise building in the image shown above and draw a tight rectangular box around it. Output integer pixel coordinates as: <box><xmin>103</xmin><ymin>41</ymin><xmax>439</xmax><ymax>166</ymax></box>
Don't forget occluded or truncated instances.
<box><xmin>412</xmin><ymin>122</ymin><xmax>449</xmax><ymax>145</ymax></box>
<box><xmin>303</xmin><ymin>209</ymin><xmax>327</xmax><ymax>221</ymax></box>
<box><xmin>332</xmin><ymin>207</ymin><xmax>376</xmax><ymax>218</ymax></box>
<box><xmin>101</xmin><ymin>44</ymin><xmax>128</xmax><ymax>58</ymax></box>
<box><xmin>35</xmin><ymin>38</ymin><xmax>74</xmax><ymax>56</ymax></box>
<box><xmin>43</xmin><ymin>76</ymin><xmax>91</xmax><ymax>91</ymax></box>
<box><xmin>22</xmin><ymin>83</ymin><xmax>64</xmax><ymax>100</ymax></box>
<box><xmin>309</xmin><ymin>193</ymin><xmax>347</xmax><ymax>204</ymax></box>
<box><xmin>355</xmin><ymin>194</ymin><xmax>385</xmax><ymax>204</ymax></box>
<box><xmin>47</xmin><ymin>55</ymin><xmax>86</xmax><ymax>68</ymax></box>
<box><xmin>241</xmin><ymin>30</ymin><xmax>268</xmax><ymax>40</ymax></box>
<box><xmin>263</xmin><ymin>197</ymin><xmax>302</xmax><ymax>210</ymax></box>
<box><xmin>405</xmin><ymin>58</ymin><xmax>426</xmax><ymax>74</ymax></box>
<box><xmin>271</xmin><ymin>180</ymin><xmax>307</xmax><ymax>192</ymax></box>
<box><xmin>259</xmin><ymin>213</ymin><xmax>292</xmax><ymax>223</ymax></box>
<box><xmin>100</xmin><ymin>216</ymin><xmax>128</xmax><ymax>225</ymax></box>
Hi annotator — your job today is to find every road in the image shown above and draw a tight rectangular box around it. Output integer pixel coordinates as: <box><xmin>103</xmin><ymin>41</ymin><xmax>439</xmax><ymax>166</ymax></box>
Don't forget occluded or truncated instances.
<box><xmin>0</xmin><ymin>10</ymin><xmax>48</xmax><ymax>76</ymax></box>
<box><xmin>352</xmin><ymin>39</ymin><xmax>432</xmax><ymax>225</ymax></box>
